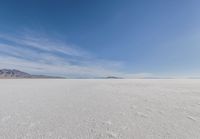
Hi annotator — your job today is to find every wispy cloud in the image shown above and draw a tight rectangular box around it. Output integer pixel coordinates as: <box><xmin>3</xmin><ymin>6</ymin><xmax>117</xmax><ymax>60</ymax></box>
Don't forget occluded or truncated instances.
<box><xmin>0</xmin><ymin>32</ymin><xmax>128</xmax><ymax>78</ymax></box>
<box><xmin>0</xmin><ymin>33</ymin><xmax>88</xmax><ymax>57</ymax></box>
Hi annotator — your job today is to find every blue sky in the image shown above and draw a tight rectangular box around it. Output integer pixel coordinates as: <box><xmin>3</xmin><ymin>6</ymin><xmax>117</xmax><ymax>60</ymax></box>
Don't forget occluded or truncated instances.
<box><xmin>0</xmin><ymin>0</ymin><xmax>200</xmax><ymax>77</ymax></box>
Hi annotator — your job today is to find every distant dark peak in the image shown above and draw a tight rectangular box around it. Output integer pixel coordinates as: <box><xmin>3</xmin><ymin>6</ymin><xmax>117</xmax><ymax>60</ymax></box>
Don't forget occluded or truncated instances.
<box><xmin>106</xmin><ymin>76</ymin><xmax>122</xmax><ymax>79</ymax></box>
<box><xmin>0</xmin><ymin>69</ymin><xmax>31</xmax><ymax>78</ymax></box>
<box><xmin>0</xmin><ymin>69</ymin><xmax>64</xmax><ymax>79</ymax></box>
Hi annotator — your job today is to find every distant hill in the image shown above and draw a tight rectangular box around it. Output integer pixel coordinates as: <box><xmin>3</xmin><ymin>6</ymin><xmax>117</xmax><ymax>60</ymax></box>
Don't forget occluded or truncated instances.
<box><xmin>0</xmin><ymin>69</ymin><xmax>64</xmax><ymax>79</ymax></box>
<box><xmin>105</xmin><ymin>76</ymin><xmax>123</xmax><ymax>79</ymax></box>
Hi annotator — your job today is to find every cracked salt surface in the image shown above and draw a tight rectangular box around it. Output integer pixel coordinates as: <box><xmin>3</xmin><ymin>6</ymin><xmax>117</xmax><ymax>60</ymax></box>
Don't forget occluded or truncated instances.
<box><xmin>0</xmin><ymin>79</ymin><xmax>200</xmax><ymax>139</ymax></box>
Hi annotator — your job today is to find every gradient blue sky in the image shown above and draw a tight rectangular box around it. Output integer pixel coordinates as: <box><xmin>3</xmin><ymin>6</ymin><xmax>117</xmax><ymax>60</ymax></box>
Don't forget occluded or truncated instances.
<box><xmin>0</xmin><ymin>0</ymin><xmax>200</xmax><ymax>77</ymax></box>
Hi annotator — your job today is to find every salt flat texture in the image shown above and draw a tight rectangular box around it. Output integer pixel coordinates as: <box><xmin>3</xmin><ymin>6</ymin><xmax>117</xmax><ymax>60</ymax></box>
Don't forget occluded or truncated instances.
<box><xmin>0</xmin><ymin>79</ymin><xmax>200</xmax><ymax>139</ymax></box>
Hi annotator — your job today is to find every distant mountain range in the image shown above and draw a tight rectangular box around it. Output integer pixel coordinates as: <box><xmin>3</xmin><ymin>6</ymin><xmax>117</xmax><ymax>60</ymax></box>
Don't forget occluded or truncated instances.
<box><xmin>105</xmin><ymin>76</ymin><xmax>123</xmax><ymax>79</ymax></box>
<box><xmin>0</xmin><ymin>69</ymin><xmax>64</xmax><ymax>79</ymax></box>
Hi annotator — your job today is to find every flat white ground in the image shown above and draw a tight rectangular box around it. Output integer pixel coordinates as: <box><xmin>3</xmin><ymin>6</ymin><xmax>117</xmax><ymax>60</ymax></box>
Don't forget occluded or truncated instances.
<box><xmin>0</xmin><ymin>79</ymin><xmax>200</xmax><ymax>139</ymax></box>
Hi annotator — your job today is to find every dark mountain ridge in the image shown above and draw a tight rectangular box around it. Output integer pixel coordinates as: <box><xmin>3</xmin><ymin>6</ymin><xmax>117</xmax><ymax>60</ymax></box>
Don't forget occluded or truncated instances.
<box><xmin>0</xmin><ymin>69</ymin><xmax>64</xmax><ymax>79</ymax></box>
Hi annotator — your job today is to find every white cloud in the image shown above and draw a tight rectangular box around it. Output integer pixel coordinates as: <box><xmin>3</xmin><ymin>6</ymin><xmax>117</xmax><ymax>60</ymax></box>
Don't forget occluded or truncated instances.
<box><xmin>0</xmin><ymin>32</ymin><xmax>89</xmax><ymax>57</ymax></box>
<box><xmin>0</xmin><ymin>32</ymin><xmax>126</xmax><ymax>77</ymax></box>
<box><xmin>0</xmin><ymin>54</ymin><xmax>123</xmax><ymax>78</ymax></box>
<box><xmin>0</xmin><ymin>32</ymin><xmax>154</xmax><ymax>78</ymax></box>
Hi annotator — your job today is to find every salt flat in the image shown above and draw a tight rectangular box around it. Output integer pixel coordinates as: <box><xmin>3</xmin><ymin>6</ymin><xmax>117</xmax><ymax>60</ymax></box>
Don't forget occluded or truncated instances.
<box><xmin>0</xmin><ymin>79</ymin><xmax>200</xmax><ymax>139</ymax></box>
